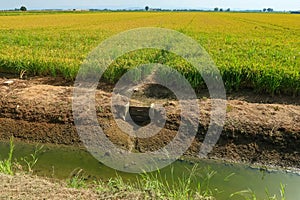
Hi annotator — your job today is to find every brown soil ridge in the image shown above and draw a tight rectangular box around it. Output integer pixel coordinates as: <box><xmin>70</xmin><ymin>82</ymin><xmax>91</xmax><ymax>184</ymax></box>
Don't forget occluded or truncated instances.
<box><xmin>0</xmin><ymin>76</ymin><xmax>299</xmax><ymax>169</ymax></box>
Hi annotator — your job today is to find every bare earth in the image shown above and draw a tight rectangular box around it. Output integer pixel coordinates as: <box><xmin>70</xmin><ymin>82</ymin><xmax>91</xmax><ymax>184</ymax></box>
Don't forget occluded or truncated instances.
<box><xmin>0</xmin><ymin>75</ymin><xmax>299</xmax><ymax>170</ymax></box>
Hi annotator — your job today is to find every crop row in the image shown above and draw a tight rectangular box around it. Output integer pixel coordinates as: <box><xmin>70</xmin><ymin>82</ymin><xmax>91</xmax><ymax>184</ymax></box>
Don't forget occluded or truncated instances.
<box><xmin>0</xmin><ymin>12</ymin><xmax>299</xmax><ymax>95</ymax></box>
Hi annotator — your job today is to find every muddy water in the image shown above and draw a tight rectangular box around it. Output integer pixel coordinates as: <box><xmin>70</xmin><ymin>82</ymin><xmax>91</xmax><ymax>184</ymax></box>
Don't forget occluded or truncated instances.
<box><xmin>0</xmin><ymin>141</ymin><xmax>300</xmax><ymax>199</ymax></box>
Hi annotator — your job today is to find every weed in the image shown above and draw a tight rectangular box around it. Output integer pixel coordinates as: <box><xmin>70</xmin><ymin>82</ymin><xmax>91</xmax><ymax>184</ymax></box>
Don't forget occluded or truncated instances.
<box><xmin>0</xmin><ymin>137</ymin><xmax>44</xmax><ymax>175</ymax></box>
<box><xmin>273</xmin><ymin>106</ymin><xmax>280</xmax><ymax>111</ymax></box>
<box><xmin>226</xmin><ymin>105</ymin><xmax>233</xmax><ymax>113</ymax></box>
<box><xmin>230</xmin><ymin>184</ymin><xmax>286</xmax><ymax>200</ymax></box>
<box><xmin>67</xmin><ymin>168</ymin><xmax>87</xmax><ymax>189</ymax></box>
<box><xmin>0</xmin><ymin>137</ymin><xmax>15</xmax><ymax>175</ymax></box>
<box><xmin>21</xmin><ymin>144</ymin><xmax>44</xmax><ymax>173</ymax></box>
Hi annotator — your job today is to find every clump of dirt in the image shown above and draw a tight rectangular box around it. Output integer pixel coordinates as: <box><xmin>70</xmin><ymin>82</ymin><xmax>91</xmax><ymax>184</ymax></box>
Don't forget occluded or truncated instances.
<box><xmin>0</xmin><ymin>75</ymin><xmax>299</xmax><ymax>169</ymax></box>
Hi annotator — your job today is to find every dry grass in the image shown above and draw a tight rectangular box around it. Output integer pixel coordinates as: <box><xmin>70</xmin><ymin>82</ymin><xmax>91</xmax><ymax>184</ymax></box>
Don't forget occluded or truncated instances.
<box><xmin>0</xmin><ymin>173</ymin><xmax>102</xmax><ymax>200</ymax></box>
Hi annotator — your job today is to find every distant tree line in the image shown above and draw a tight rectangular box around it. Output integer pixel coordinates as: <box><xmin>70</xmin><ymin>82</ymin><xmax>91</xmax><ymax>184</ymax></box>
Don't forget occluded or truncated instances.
<box><xmin>13</xmin><ymin>6</ymin><xmax>27</xmax><ymax>11</ymax></box>
<box><xmin>5</xmin><ymin>5</ymin><xmax>278</xmax><ymax>13</ymax></box>
<box><xmin>213</xmin><ymin>7</ymin><xmax>274</xmax><ymax>12</ymax></box>
<box><xmin>20</xmin><ymin>6</ymin><xmax>27</xmax><ymax>11</ymax></box>
<box><xmin>263</xmin><ymin>8</ymin><xmax>274</xmax><ymax>12</ymax></box>
<box><xmin>214</xmin><ymin>7</ymin><xmax>230</xmax><ymax>12</ymax></box>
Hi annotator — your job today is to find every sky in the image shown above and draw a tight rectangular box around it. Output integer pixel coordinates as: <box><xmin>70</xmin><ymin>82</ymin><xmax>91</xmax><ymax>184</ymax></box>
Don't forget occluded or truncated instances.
<box><xmin>0</xmin><ymin>0</ymin><xmax>300</xmax><ymax>11</ymax></box>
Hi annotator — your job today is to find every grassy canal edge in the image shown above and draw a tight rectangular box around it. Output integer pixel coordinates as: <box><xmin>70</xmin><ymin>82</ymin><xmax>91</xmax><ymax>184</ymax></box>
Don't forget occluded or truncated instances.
<box><xmin>0</xmin><ymin>137</ymin><xmax>288</xmax><ymax>200</ymax></box>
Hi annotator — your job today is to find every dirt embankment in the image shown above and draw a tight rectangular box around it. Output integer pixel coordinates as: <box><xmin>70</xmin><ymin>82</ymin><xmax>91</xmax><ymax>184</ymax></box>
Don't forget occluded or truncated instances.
<box><xmin>0</xmin><ymin>75</ymin><xmax>299</xmax><ymax>169</ymax></box>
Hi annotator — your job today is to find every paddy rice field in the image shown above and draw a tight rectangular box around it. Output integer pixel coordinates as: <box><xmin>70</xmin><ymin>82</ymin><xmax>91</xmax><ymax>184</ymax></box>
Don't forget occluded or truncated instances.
<box><xmin>0</xmin><ymin>11</ymin><xmax>299</xmax><ymax>95</ymax></box>
<box><xmin>0</xmin><ymin>11</ymin><xmax>300</xmax><ymax>199</ymax></box>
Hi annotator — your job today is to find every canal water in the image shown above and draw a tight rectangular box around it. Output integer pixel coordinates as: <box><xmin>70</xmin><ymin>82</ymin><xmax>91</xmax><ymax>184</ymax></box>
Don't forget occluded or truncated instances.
<box><xmin>0</xmin><ymin>141</ymin><xmax>299</xmax><ymax>199</ymax></box>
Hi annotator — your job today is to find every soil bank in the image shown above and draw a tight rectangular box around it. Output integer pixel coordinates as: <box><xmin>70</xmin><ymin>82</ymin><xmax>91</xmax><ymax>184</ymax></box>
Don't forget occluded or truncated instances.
<box><xmin>0</xmin><ymin>75</ymin><xmax>299</xmax><ymax>169</ymax></box>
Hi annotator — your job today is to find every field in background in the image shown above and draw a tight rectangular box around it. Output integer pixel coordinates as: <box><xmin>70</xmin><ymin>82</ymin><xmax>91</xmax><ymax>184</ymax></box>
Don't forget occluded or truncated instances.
<box><xmin>0</xmin><ymin>12</ymin><xmax>299</xmax><ymax>95</ymax></box>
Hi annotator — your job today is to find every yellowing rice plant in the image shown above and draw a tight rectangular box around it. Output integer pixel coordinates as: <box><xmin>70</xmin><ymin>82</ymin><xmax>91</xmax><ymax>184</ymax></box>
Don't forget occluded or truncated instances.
<box><xmin>0</xmin><ymin>12</ymin><xmax>299</xmax><ymax>95</ymax></box>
